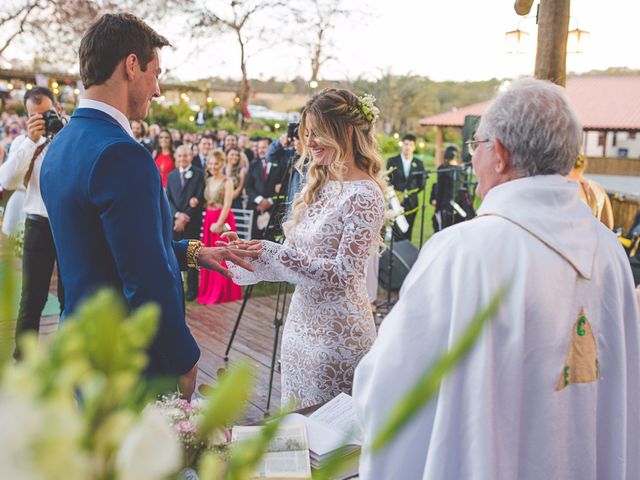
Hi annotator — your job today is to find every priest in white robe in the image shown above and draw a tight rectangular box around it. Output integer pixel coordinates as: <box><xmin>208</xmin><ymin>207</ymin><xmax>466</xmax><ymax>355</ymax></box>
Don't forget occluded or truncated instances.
<box><xmin>353</xmin><ymin>78</ymin><xmax>640</xmax><ymax>480</ymax></box>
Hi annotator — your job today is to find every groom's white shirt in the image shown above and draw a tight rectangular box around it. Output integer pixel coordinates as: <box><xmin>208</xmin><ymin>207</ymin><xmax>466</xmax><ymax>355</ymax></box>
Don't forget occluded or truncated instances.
<box><xmin>78</xmin><ymin>98</ymin><xmax>133</xmax><ymax>138</ymax></box>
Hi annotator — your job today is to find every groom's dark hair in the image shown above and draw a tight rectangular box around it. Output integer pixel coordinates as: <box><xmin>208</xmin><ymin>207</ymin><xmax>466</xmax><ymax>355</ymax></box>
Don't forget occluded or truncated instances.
<box><xmin>79</xmin><ymin>13</ymin><xmax>170</xmax><ymax>89</ymax></box>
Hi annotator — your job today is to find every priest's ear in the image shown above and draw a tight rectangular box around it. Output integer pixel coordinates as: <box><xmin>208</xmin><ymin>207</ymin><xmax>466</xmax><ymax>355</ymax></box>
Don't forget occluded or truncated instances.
<box><xmin>493</xmin><ymin>138</ymin><xmax>514</xmax><ymax>175</ymax></box>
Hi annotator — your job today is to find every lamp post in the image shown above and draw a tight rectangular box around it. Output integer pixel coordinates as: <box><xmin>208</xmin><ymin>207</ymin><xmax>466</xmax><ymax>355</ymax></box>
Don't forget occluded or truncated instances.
<box><xmin>511</xmin><ymin>0</ymin><xmax>591</xmax><ymax>87</ymax></box>
<box><xmin>534</xmin><ymin>0</ymin><xmax>570</xmax><ymax>86</ymax></box>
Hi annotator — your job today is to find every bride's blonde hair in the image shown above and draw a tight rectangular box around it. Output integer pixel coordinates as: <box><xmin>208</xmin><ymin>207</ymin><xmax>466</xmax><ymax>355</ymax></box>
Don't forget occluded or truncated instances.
<box><xmin>283</xmin><ymin>88</ymin><xmax>386</xmax><ymax>236</ymax></box>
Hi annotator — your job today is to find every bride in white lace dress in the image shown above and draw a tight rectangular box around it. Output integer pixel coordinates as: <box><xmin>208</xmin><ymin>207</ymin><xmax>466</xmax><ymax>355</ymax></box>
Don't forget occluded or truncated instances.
<box><xmin>227</xmin><ymin>88</ymin><xmax>386</xmax><ymax>407</ymax></box>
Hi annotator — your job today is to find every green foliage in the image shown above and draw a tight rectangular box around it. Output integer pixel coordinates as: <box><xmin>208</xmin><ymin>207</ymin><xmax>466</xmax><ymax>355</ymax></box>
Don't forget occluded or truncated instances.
<box><xmin>198</xmin><ymin>364</ymin><xmax>254</xmax><ymax>436</ymax></box>
<box><xmin>350</xmin><ymin>73</ymin><xmax>501</xmax><ymax>135</ymax></box>
<box><xmin>0</xmin><ymin>240</ymin><xmax>18</xmax><ymax>375</ymax></box>
<box><xmin>0</xmin><ymin>236</ymin><xmax>501</xmax><ymax>479</ymax></box>
<box><xmin>0</xmin><ymin>242</ymin><xmax>288</xmax><ymax>479</ymax></box>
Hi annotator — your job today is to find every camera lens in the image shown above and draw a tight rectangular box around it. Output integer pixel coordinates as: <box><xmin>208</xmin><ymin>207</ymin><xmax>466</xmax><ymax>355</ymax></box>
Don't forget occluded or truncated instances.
<box><xmin>44</xmin><ymin>110</ymin><xmax>64</xmax><ymax>136</ymax></box>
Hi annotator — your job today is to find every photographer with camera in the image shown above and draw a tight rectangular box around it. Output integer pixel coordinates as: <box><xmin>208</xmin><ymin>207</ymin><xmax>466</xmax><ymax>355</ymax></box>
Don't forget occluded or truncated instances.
<box><xmin>0</xmin><ymin>87</ymin><xmax>65</xmax><ymax>356</ymax></box>
<box><xmin>268</xmin><ymin>122</ymin><xmax>304</xmax><ymax>218</ymax></box>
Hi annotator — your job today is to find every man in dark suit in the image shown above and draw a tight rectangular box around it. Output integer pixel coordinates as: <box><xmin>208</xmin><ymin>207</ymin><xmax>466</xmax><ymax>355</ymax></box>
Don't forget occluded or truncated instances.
<box><xmin>40</xmin><ymin>13</ymin><xmax>259</xmax><ymax>399</ymax></box>
<box><xmin>387</xmin><ymin>134</ymin><xmax>425</xmax><ymax>241</ymax></box>
<box><xmin>191</xmin><ymin>135</ymin><xmax>213</xmax><ymax>171</ymax></box>
<box><xmin>245</xmin><ymin>137</ymin><xmax>289</xmax><ymax>239</ymax></box>
<box><xmin>167</xmin><ymin>145</ymin><xmax>205</xmax><ymax>301</ymax></box>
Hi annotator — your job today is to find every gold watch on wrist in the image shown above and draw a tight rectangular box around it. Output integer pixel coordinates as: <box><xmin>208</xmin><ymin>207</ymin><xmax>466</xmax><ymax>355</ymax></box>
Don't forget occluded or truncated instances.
<box><xmin>186</xmin><ymin>240</ymin><xmax>204</xmax><ymax>271</ymax></box>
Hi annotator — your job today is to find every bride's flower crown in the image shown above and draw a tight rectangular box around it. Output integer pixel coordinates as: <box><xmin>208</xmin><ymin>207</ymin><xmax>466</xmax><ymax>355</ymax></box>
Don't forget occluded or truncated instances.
<box><xmin>353</xmin><ymin>94</ymin><xmax>380</xmax><ymax>125</ymax></box>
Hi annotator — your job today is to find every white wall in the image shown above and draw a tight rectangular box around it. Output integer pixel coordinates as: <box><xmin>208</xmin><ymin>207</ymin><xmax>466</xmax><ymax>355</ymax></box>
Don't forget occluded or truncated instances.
<box><xmin>584</xmin><ymin>131</ymin><xmax>640</xmax><ymax>158</ymax></box>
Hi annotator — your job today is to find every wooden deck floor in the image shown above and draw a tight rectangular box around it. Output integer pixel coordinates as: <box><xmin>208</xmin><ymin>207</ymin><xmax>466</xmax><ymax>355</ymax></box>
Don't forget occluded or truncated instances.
<box><xmin>39</xmin><ymin>285</ymin><xmax>396</xmax><ymax>424</ymax></box>
<box><xmin>39</xmin><ymin>291</ymin><xmax>290</xmax><ymax>423</ymax></box>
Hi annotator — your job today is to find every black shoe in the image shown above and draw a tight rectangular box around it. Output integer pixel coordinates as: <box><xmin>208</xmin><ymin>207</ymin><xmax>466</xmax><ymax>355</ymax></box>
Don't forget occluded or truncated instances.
<box><xmin>186</xmin><ymin>292</ymin><xmax>197</xmax><ymax>302</ymax></box>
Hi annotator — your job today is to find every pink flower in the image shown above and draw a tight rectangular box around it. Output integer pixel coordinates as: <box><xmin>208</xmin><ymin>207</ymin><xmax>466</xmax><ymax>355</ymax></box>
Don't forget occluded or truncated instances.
<box><xmin>176</xmin><ymin>421</ymin><xmax>197</xmax><ymax>434</ymax></box>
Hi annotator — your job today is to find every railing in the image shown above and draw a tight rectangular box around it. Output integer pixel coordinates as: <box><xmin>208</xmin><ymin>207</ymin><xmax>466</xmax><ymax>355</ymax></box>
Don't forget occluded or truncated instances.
<box><xmin>586</xmin><ymin>157</ymin><xmax>640</xmax><ymax>176</ymax></box>
<box><xmin>611</xmin><ymin>196</ymin><xmax>639</xmax><ymax>233</ymax></box>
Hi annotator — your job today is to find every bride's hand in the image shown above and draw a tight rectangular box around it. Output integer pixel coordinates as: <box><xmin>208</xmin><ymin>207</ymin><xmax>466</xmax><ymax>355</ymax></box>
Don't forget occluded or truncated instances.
<box><xmin>216</xmin><ymin>232</ymin><xmax>262</xmax><ymax>251</ymax></box>
<box><xmin>221</xmin><ymin>231</ymin><xmax>239</xmax><ymax>242</ymax></box>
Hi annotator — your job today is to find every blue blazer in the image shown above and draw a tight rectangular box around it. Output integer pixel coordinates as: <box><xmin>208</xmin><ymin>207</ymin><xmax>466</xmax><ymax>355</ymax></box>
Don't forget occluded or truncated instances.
<box><xmin>40</xmin><ymin>108</ymin><xmax>200</xmax><ymax>376</ymax></box>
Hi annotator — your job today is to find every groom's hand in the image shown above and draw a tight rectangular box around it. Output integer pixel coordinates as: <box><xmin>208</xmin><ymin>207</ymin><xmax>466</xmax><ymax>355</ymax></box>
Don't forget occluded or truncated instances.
<box><xmin>197</xmin><ymin>244</ymin><xmax>262</xmax><ymax>279</ymax></box>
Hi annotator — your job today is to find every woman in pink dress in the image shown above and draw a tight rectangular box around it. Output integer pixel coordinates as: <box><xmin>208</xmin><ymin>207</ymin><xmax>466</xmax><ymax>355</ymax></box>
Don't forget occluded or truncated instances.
<box><xmin>153</xmin><ymin>129</ymin><xmax>174</xmax><ymax>187</ymax></box>
<box><xmin>197</xmin><ymin>149</ymin><xmax>243</xmax><ymax>304</ymax></box>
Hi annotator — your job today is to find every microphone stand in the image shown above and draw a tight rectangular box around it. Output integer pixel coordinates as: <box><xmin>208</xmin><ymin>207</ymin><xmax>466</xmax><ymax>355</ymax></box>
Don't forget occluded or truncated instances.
<box><xmin>376</xmin><ymin>224</ymin><xmax>395</xmax><ymax>315</ymax></box>
<box><xmin>416</xmin><ymin>169</ymin><xmax>430</xmax><ymax>248</ymax></box>
<box><xmin>223</xmin><ymin>151</ymin><xmax>297</xmax><ymax>416</ymax></box>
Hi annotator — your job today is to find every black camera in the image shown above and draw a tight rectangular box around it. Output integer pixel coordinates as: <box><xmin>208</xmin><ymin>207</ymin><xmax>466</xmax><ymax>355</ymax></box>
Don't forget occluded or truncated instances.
<box><xmin>43</xmin><ymin>109</ymin><xmax>64</xmax><ymax>137</ymax></box>
<box><xmin>287</xmin><ymin>122</ymin><xmax>299</xmax><ymax>141</ymax></box>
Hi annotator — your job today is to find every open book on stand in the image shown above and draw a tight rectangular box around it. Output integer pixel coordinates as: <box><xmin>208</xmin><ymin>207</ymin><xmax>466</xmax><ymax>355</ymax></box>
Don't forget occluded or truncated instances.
<box><xmin>231</xmin><ymin>423</ymin><xmax>312</xmax><ymax>479</ymax></box>
<box><xmin>282</xmin><ymin>392</ymin><xmax>362</xmax><ymax>479</ymax></box>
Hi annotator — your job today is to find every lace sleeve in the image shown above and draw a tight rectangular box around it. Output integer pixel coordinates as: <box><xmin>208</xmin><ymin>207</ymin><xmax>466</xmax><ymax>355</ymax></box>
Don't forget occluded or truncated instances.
<box><xmin>229</xmin><ymin>185</ymin><xmax>385</xmax><ymax>288</ymax></box>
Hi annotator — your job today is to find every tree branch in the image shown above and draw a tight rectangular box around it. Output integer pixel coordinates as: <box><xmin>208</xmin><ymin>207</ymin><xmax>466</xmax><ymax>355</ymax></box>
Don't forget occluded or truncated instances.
<box><xmin>0</xmin><ymin>1</ymin><xmax>41</xmax><ymax>58</ymax></box>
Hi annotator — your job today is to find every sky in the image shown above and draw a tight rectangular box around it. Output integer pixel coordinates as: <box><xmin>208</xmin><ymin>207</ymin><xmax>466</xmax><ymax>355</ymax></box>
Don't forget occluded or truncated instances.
<box><xmin>156</xmin><ymin>0</ymin><xmax>640</xmax><ymax>83</ymax></box>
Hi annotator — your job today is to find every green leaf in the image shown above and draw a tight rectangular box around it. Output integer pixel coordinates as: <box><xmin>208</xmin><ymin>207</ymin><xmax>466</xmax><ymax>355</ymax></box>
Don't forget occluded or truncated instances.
<box><xmin>198</xmin><ymin>362</ymin><xmax>254</xmax><ymax>437</ymax></box>
<box><xmin>0</xmin><ymin>239</ymin><xmax>18</xmax><ymax>373</ymax></box>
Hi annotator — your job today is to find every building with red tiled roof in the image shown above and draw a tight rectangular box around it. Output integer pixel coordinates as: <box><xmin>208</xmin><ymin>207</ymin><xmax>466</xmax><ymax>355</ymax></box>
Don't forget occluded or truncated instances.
<box><xmin>420</xmin><ymin>76</ymin><xmax>640</xmax><ymax>166</ymax></box>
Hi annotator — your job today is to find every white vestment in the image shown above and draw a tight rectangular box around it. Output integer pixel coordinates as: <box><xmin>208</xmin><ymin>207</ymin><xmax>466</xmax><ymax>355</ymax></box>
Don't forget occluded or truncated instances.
<box><xmin>353</xmin><ymin>175</ymin><xmax>640</xmax><ymax>480</ymax></box>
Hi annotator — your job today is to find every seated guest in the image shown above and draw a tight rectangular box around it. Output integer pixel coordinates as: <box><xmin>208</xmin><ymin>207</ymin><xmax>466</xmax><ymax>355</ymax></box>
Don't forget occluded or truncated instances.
<box><xmin>224</xmin><ymin>146</ymin><xmax>249</xmax><ymax>209</ymax></box>
<box><xmin>353</xmin><ymin>78</ymin><xmax>640</xmax><ymax>479</ymax></box>
<box><xmin>216</xmin><ymin>129</ymin><xmax>228</xmax><ymax>149</ymax></box>
<box><xmin>152</xmin><ymin>128</ymin><xmax>174</xmax><ymax>188</ymax></box>
<box><xmin>249</xmin><ymin>136</ymin><xmax>260</xmax><ymax>163</ymax></box>
<box><xmin>238</xmin><ymin>131</ymin><xmax>254</xmax><ymax>162</ymax></box>
<box><xmin>223</xmin><ymin>133</ymin><xmax>238</xmax><ymax>152</ymax></box>
<box><xmin>130</xmin><ymin>119</ymin><xmax>153</xmax><ymax>153</ymax></box>
<box><xmin>245</xmin><ymin>137</ymin><xmax>288</xmax><ymax>239</ymax></box>
<box><xmin>191</xmin><ymin>135</ymin><xmax>212</xmax><ymax>171</ymax></box>
<box><xmin>197</xmin><ymin>150</ymin><xmax>242</xmax><ymax>304</ymax></box>
<box><xmin>166</xmin><ymin>145</ymin><xmax>205</xmax><ymax>301</ymax></box>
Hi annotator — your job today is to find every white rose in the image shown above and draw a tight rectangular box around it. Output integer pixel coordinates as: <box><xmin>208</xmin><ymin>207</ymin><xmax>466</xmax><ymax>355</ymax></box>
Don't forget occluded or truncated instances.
<box><xmin>116</xmin><ymin>406</ymin><xmax>182</xmax><ymax>480</ymax></box>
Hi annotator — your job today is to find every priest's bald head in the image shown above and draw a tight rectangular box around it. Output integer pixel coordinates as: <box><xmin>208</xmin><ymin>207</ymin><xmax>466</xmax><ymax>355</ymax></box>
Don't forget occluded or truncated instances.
<box><xmin>470</xmin><ymin>78</ymin><xmax>582</xmax><ymax>198</ymax></box>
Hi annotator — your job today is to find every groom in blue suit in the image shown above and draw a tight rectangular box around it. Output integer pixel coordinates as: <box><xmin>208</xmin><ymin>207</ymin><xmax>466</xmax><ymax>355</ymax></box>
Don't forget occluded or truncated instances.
<box><xmin>40</xmin><ymin>13</ymin><xmax>259</xmax><ymax>398</ymax></box>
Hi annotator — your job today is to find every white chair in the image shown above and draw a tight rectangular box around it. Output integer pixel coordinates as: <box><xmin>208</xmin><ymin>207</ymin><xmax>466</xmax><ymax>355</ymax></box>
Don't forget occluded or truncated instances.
<box><xmin>231</xmin><ymin>208</ymin><xmax>254</xmax><ymax>241</ymax></box>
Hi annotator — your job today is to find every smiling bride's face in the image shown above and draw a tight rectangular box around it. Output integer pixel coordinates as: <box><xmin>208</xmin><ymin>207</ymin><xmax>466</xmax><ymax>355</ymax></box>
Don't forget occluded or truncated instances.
<box><xmin>304</xmin><ymin>118</ymin><xmax>336</xmax><ymax>166</ymax></box>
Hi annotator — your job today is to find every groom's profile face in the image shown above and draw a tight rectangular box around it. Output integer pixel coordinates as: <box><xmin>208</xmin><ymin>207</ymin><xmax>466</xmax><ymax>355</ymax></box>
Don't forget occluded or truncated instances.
<box><xmin>129</xmin><ymin>48</ymin><xmax>162</xmax><ymax>121</ymax></box>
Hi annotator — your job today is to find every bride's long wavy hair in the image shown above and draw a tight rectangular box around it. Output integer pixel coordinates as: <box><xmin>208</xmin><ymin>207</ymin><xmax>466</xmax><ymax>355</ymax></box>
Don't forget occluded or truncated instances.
<box><xmin>283</xmin><ymin>88</ymin><xmax>386</xmax><ymax>236</ymax></box>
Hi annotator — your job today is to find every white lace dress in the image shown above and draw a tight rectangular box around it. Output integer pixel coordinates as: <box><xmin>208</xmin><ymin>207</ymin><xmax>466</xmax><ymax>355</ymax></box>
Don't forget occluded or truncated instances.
<box><xmin>229</xmin><ymin>180</ymin><xmax>385</xmax><ymax>407</ymax></box>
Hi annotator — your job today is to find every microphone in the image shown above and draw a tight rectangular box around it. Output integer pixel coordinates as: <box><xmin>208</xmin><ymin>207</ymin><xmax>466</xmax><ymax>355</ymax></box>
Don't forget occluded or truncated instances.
<box><xmin>449</xmin><ymin>199</ymin><xmax>467</xmax><ymax>218</ymax></box>
<box><xmin>385</xmin><ymin>186</ymin><xmax>409</xmax><ymax>233</ymax></box>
